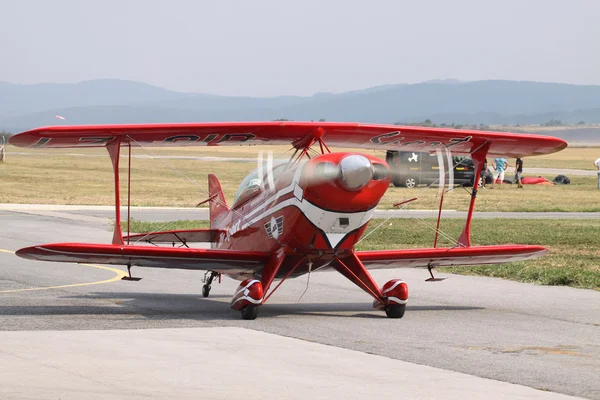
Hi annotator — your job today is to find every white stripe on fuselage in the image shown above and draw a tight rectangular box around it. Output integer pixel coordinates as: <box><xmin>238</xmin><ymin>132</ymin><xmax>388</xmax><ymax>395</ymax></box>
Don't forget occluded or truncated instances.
<box><xmin>239</xmin><ymin>162</ymin><xmax>305</xmax><ymax>222</ymax></box>
<box><xmin>235</xmin><ymin>164</ymin><xmax>375</xmax><ymax>248</ymax></box>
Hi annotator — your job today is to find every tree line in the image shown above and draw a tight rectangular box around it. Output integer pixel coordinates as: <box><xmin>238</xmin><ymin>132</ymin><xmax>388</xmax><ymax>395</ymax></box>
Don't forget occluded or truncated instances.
<box><xmin>0</xmin><ymin>131</ymin><xmax>11</xmax><ymax>143</ymax></box>
<box><xmin>395</xmin><ymin>119</ymin><xmax>592</xmax><ymax>130</ymax></box>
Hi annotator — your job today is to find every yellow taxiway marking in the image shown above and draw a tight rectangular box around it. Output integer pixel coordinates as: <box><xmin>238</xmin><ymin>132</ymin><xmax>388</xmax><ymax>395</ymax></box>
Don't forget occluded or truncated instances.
<box><xmin>0</xmin><ymin>248</ymin><xmax>127</xmax><ymax>293</ymax></box>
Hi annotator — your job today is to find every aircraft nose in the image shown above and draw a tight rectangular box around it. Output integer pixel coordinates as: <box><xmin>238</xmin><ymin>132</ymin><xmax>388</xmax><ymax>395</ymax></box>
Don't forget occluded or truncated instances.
<box><xmin>338</xmin><ymin>155</ymin><xmax>373</xmax><ymax>191</ymax></box>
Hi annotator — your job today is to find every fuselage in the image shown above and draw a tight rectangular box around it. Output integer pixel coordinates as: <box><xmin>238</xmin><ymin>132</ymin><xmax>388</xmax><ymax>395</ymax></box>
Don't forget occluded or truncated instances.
<box><xmin>212</xmin><ymin>152</ymin><xmax>391</xmax><ymax>278</ymax></box>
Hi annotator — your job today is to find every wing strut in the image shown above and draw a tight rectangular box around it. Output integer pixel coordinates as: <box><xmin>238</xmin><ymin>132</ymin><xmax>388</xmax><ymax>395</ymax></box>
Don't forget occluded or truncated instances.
<box><xmin>127</xmin><ymin>143</ymin><xmax>132</xmax><ymax>245</ymax></box>
<box><xmin>433</xmin><ymin>149</ymin><xmax>446</xmax><ymax>248</ymax></box>
<box><xmin>457</xmin><ymin>141</ymin><xmax>491</xmax><ymax>246</ymax></box>
<box><xmin>262</xmin><ymin>255</ymin><xmax>306</xmax><ymax>303</ymax></box>
<box><xmin>333</xmin><ymin>253</ymin><xmax>384</xmax><ymax>304</ymax></box>
<box><xmin>107</xmin><ymin>138</ymin><xmax>124</xmax><ymax>245</ymax></box>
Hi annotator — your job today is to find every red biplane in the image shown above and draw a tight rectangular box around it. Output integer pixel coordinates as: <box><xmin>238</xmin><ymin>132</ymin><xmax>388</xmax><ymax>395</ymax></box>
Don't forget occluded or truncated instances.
<box><xmin>9</xmin><ymin>122</ymin><xmax>566</xmax><ymax>320</ymax></box>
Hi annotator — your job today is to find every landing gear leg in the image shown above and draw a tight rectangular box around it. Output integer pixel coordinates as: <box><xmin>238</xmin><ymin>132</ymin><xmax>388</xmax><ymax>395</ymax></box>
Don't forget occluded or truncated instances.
<box><xmin>202</xmin><ymin>271</ymin><xmax>220</xmax><ymax>298</ymax></box>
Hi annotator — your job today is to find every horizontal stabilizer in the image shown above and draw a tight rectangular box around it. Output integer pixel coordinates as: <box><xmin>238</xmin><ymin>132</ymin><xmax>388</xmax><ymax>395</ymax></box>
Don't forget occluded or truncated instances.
<box><xmin>357</xmin><ymin>245</ymin><xmax>547</xmax><ymax>270</ymax></box>
<box><xmin>123</xmin><ymin>229</ymin><xmax>222</xmax><ymax>244</ymax></box>
<box><xmin>16</xmin><ymin>242</ymin><xmax>270</xmax><ymax>273</ymax></box>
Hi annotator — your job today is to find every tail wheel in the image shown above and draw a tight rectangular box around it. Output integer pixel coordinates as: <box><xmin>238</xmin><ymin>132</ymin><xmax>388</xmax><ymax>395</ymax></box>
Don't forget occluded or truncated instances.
<box><xmin>241</xmin><ymin>304</ymin><xmax>260</xmax><ymax>320</ymax></box>
<box><xmin>385</xmin><ymin>304</ymin><xmax>406</xmax><ymax>319</ymax></box>
<box><xmin>404</xmin><ymin>177</ymin><xmax>417</xmax><ymax>188</ymax></box>
<box><xmin>202</xmin><ymin>271</ymin><xmax>220</xmax><ymax>298</ymax></box>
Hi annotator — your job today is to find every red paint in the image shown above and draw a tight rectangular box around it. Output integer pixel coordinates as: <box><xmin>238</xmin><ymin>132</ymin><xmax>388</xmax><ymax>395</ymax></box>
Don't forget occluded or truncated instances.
<box><xmin>127</xmin><ymin>143</ymin><xmax>132</xmax><ymax>244</ymax></box>
<box><xmin>230</xmin><ymin>279</ymin><xmax>263</xmax><ymax>311</ymax></box>
<box><xmin>357</xmin><ymin>245</ymin><xmax>547</xmax><ymax>268</ymax></box>
<box><xmin>374</xmin><ymin>279</ymin><xmax>409</xmax><ymax>310</ymax></box>
<box><xmin>334</xmin><ymin>253</ymin><xmax>384</xmax><ymax>303</ymax></box>
<box><xmin>9</xmin><ymin>121</ymin><xmax>567</xmax><ymax>157</ymax></box>
<box><xmin>299</xmin><ymin>153</ymin><xmax>390</xmax><ymax>212</ymax></box>
<box><xmin>458</xmin><ymin>141</ymin><xmax>491</xmax><ymax>247</ymax></box>
<box><xmin>10</xmin><ymin>121</ymin><xmax>564</xmax><ymax>319</ymax></box>
<box><xmin>106</xmin><ymin>138</ymin><xmax>124</xmax><ymax>245</ymax></box>
<box><xmin>382</xmin><ymin>279</ymin><xmax>408</xmax><ymax>301</ymax></box>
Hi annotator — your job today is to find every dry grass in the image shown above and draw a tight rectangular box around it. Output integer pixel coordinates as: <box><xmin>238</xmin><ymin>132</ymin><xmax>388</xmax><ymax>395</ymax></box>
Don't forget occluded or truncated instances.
<box><xmin>9</xmin><ymin>144</ymin><xmax>382</xmax><ymax>158</ymax></box>
<box><xmin>385</xmin><ymin>176</ymin><xmax>600</xmax><ymax>212</ymax></box>
<box><xmin>1</xmin><ymin>146</ymin><xmax>252</xmax><ymax>206</ymax></box>
<box><xmin>1</xmin><ymin>144</ymin><xmax>599</xmax><ymax>211</ymax></box>
<box><xmin>515</xmin><ymin>147</ymin><xmax>600</xmax><ymax>170</ymax></box>
<box><xmin>495</xmin><ymin>124</ymin><xmax>600</xmax><ymax>133</ymax></box>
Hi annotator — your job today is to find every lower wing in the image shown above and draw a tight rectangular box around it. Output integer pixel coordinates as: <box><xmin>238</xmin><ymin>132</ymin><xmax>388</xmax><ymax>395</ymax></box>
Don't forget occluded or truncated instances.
<box><xmin>357</xmin><ymin>245</ymin><xmax>547</xmax><ymax>269</ymax></box>
<box><xmin>16</xmin><ymin>243</ymin><xmax>270</xmax><ymax>275</ymax></box>
<box><xmin>16</xmin><ymin>242</ymin><xmax>546</xmax><ymax>274</ymax></box>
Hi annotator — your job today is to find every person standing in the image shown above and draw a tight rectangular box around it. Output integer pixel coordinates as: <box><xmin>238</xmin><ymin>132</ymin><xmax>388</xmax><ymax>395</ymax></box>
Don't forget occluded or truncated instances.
<box><xmin>491</xmin><ymin>157</ymin><xmax>507</xmax><ymax>189</ymax></box>
<box><xmin>595</xmin><ymin>157</ymin><xmax>600</xmax><ymax>190</ymax></box>
<box><xmin>515</xmin><ymin>157</ymin><xmax>524</xmax><ymax>188</ymax></box>
<box><xmin>480</xmin><ymin>157</ymin><xmax>488</xmax><ymax>188</ymax></box>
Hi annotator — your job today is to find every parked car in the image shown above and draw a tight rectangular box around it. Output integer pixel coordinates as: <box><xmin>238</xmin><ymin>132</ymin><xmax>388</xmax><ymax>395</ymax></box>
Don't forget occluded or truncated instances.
<box><xmin>385</xmin><ymin>150</ymin><xmax>492</xmax><ymax>188</ymax></box>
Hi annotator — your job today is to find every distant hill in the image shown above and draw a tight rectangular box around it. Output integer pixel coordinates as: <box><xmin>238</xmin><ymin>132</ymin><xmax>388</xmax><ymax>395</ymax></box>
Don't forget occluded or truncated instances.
<box><xmin>2</xmin><ymin>79</ymin><xmax>600</xmax><ymax>134</ymax></box>
<box><xmin>407</xmin><ymin>108</ymin><xmax>600</xmax><ymax>126</ymax></box>
<box><xmin>0</xmin><ymin>79</ymin><xmax>197</xmax><ymax>120</ymax></box>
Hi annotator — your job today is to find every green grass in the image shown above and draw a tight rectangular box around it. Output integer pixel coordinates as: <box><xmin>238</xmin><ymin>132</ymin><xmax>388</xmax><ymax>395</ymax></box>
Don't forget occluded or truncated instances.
<box><xmin>124</xmin><ymin>218</ymin><xmax>209</xmax><ymax>233</ymax></box>
<box><xmin>125</xmin><ymin>218</ymin><xmax>600</xmax><ymax>290</ymax></box>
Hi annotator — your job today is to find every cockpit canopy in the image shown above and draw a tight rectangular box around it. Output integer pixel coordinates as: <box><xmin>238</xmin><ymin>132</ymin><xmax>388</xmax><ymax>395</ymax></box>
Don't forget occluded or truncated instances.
<box><xmin>232</xmin><ymin>161</ymin><xmax>290</xmax><ymax>208</ymax></box>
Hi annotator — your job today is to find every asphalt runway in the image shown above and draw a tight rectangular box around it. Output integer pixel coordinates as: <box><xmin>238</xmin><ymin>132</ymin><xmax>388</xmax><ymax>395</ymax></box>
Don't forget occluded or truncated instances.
<box><xmin>0</xmin><ymin>208</ymin><xmax>599</xmax><ymax>399</ymax></box>
<box><xmin>3</xmin><ymin>204</ymin><xmax>600</xmax><ymax>222</ymax></box>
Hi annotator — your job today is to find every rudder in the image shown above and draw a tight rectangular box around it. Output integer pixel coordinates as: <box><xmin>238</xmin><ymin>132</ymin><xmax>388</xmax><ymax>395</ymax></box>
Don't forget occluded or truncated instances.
<box><xmin>208</xmin><ymin>174</ymin><xmax>228</xmax><ymax>228</ymax></box>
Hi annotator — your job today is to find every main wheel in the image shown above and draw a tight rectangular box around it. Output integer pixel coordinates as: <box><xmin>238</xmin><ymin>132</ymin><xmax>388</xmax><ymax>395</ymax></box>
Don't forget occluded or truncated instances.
<box><xmin>404</xmin><ymin>177</ymin><xmax>417</xmax><ymax>188</ymax></box>
<box><xmin>385</xmin><ymin>304</ymin><xmax>406</xmax><ymax>319</ymax></box>
<box><xmin>240</xmin><ymin>304</ymin><xmax>260</xmax><ymax>320</ymax></box>
<box><xmin>202</xmin><ymin>284</ymin><xmax>211</xmax><ymax>298</ymax></box>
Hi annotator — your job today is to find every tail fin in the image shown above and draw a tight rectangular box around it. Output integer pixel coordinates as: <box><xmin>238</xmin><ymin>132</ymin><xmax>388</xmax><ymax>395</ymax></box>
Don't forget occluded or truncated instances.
<box><xmin>208</xmin><ymin>174</ymin><xmax>228</xmax><ymax>228</ymax></box>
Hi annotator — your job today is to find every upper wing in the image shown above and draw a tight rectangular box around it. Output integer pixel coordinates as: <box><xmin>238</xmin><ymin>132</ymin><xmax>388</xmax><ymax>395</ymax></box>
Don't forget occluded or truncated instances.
<box><xmin>357</xmin><ymin>245</ymin><xmax>547</xmax><ymax>269</ymax></box>
<box><xmin>16</xmin><ymin>242</ymin><xmax>270</xmax><ymax>275</ymax></box>
<box><xmin>8</xmin><ymin>121</ymin><xmax>567</xmax><ymax>157</ymax></box>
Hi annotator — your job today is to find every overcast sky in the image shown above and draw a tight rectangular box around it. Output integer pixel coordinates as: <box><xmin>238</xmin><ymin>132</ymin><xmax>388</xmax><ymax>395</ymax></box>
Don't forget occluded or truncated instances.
<box><xmin>1</xmin><ymin>0</ymin><xmax>598</xmax><ymax>96</ymax></box>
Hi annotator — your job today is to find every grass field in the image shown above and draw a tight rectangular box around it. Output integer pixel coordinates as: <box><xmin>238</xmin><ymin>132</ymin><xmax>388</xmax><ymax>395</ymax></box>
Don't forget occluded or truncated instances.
<box><xmin>1</xmin><ymin>145</ymin><xmax>599</xmax><ymax>211</ymax></box>
<box><xmin>495</xmin><ymin>124</ymin><xmax>600</xmax><ymax>133</ymax></box>
<box><xmin>125</xmin><ymin>218</ymin><xmax>600</xmax><ymax>291</ymax></box>
<box><xmin>3</xmin><ymin>141</ymin><xmax>598</xmax><ymax>290</ymax></box>
<box><xmin>519</xmin><ymin>147</ymin><xmax>599</xmax><ymax>170</ymax></box>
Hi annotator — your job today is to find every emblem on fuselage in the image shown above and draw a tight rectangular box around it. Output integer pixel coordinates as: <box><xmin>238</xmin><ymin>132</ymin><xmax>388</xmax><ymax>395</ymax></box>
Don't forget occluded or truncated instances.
<box><xmin>265</xmin><ymin>216</ymin><xmax>284</xmax><ymax>240</ymax></box>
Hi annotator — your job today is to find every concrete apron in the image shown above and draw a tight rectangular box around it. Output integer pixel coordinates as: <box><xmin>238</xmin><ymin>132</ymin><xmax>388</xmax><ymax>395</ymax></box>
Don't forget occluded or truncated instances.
<box><xmin>0</xmin><ymin>327</ymin><xmax>579</xmax><ymax>400</ymax></box>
